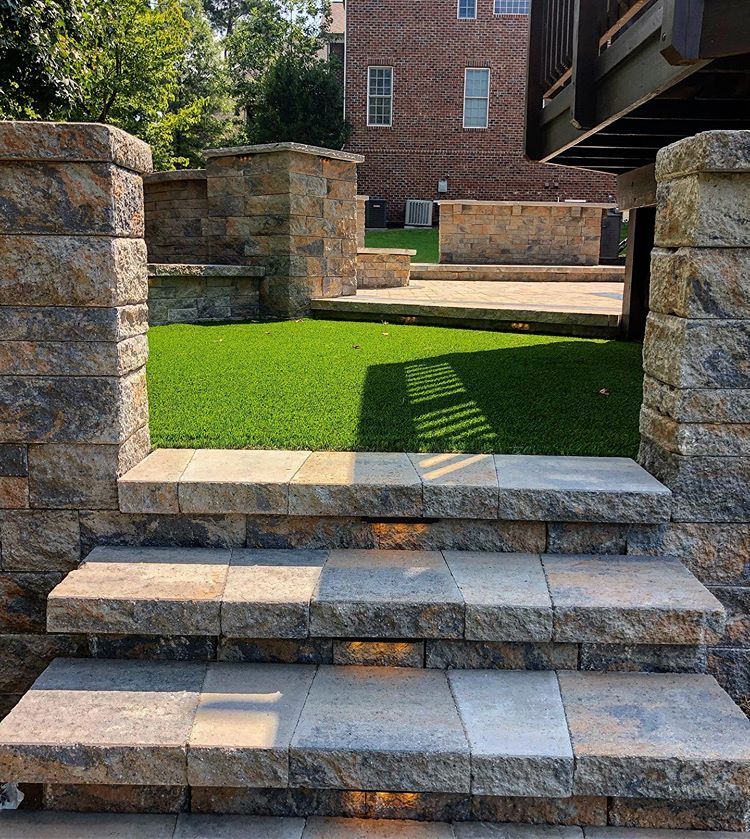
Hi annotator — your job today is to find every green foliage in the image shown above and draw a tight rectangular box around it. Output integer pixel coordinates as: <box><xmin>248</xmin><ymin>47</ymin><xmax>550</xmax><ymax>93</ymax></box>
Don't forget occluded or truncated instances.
<box><xmin>201</xmin><ymin>0</ymin><xmax>251</xmax><ymax>34</ymax></box>
<box><xmin>247</xmin><ymin>53</ymin><xmax>350</xmax><ymax>148</ymax></box>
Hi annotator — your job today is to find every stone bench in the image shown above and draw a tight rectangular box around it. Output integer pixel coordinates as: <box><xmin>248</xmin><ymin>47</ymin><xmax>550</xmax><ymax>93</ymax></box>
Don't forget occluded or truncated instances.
<box><xmin>148</xmin><ymin>263</ymin><xmax>266</xmax><ymax>325</ymax></box>
<box><xmin>356</xmin><ymin>247</ymin><xmax>417</xmax><ymax>289</ymax></box>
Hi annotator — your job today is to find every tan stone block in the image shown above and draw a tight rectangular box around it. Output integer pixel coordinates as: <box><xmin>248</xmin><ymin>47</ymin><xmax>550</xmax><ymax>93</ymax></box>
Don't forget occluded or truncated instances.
<box><xmin>650</xmin><ymin>247</ymin><xmax>750</xmax><ymax>319</ymax></box>
<box><xmin>0</xmin><ymin>236</ymin><xmax>147</xmax><ymax>307</ymax></box>
<box><xmin>321</xmin><ymin>158</ymin><xmax>357</xmax><ymax>181</ymax></box>
<box><xmin>244</xmin><ymin>194</ymin><xmax>292</xmax><ymax>217</ymax></box>
<box><xmin>0</xmin><ymin>334</ymin><xmax>147</xmax><ymax>377</ymax></box>
<box><xmin>656</xmin><ymin>130</ymin><xmax>750</xmax><ymax>180</ymax></box>
<box><xmin>327</xmin><ymin>179</ymin><xmax>357</xmax><ymax>200</ymax></box>
<box><xmin>655</xmin><ymin>172</ymin><xmax>750</xmax><ymax>248</ymax></box>
<box><xmin>118</xmin><ymin>449</ymin><xmax>195</xmax><ymax>514</ymax></box>
<box><xmin>0</xmin><ymin>162</ymin><xmax>144</xmax><ymax>236</ymax></box>
<box><xmin>640</xmin><ymin>404</ymin><xmax>750</xmax><ymax>456</ymax></box>
<box><xmin>0</xmin><ymin>477</ymin><xmax>28</xmax><ymax>509</ymax></box>
<box><xmin>243</xmin><ymin>171</ymin><xmax>291</xmax><ymax>196</ymax></box>
<box><xmin>0</xmin><ymin>121</ymin><xmax>152</xmax><ymax>174</ymax></box>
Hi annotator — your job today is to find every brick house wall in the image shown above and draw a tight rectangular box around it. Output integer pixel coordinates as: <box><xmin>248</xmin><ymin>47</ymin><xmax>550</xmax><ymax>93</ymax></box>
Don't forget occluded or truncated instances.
<box><xmin>343</xmin><ymin>0</ymin><xmax>617</xmax><ymax>223</ymax></box>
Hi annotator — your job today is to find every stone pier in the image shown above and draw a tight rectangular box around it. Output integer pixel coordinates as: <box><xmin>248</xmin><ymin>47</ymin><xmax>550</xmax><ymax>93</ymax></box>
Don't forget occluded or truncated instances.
<box><xmin>0</xmin><ymin>122</ymin><xmax>152</xmax><ymax>705</ymax></box>
<box><xmin>639</xmin><ymin>130</ymin><xmax>750</xmax><ymax>708</ymax></box>
<box><xmin>203</xmin><ymin>142</ymin><xmax>363</xmax><ymax>317</ymax></box>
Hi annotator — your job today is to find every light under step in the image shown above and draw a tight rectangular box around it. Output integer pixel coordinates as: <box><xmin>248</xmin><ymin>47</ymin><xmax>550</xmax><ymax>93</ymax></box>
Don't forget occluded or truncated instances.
<box><xmin>46</xmin><ymin>548</ymin><xmax>725</xmax><ymax>646</ymax></box>
<box><xmin>0</xmin><ymin>660</ymin><xmax>748</xmax><ymax>802</ymax></box>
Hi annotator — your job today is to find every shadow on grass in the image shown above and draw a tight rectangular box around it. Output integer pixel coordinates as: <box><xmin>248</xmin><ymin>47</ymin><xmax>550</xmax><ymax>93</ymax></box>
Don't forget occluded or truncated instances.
<box><xmin>354</xmin><ymin>340</ymin><xmax>643</xmax><ymax>457</ymax></box>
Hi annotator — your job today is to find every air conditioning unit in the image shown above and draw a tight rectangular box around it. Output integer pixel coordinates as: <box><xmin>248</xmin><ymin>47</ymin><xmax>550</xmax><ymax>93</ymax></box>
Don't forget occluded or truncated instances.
<box><xmin>405</xmin><ymin>199</ymin><xmax>434</xmax><ymax>228</ymax></box>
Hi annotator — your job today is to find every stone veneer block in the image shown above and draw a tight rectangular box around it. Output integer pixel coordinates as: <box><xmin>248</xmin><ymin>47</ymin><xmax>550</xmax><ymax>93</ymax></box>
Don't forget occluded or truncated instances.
<box><xmin>332</xmin><ymin>640</ymin><xmax>425</xmax><ymax>667</ymax></box>
<box><xmin>304</xmin><ymin>818</ymin><xmax>455</xmax><ymax>838</ymax></box>
<box><xmin>444</xmin><ymin>552</ymin><xmax>552</xmax><ymax>641</ymax></box>
<box><xmin>456</xmin><ymin>827</ymin><xmax>583</xmax><ymax>838</ymax></box>
<box><xmin>119</xmin><ymin>448</ymin><xmax>195</xmax><ymax>514</ymax></box>
<box><xmin>494</xmin><ymin>456</ymin><xmax>672</xmax><ymax>523</ymax></box>
<box><xmin>543</xmin><ymin>555</ymin><xmax>725</xmax><ymax>645</ymax></box>
<box><xmin>425</xmin><ymin>640</ymin><xmax>579</xmax><ymax>671</ymax></box>
<box><xmin>289</xmin><ymin>452</ymin><xmax>423</xmax><ymax>517</ymax></box>
<box><xmin>655</xmin><ymin>130</ymin><xmax>750</xmax><ymax>181</ymax></box>
<box><xmin>0</xmin><ymin>509</ymin><xmax>80</xmax><ymax>572</ymax></box>
<box><xmin>0</xmin><ymin>334</ymin><xmax>148</xmax><ymax>377</ymax></box>
<box><xmin>0</xmin><ymin>812</ymin><xmax>177</xmax><ymax>838</ymax></box>
<box><xmin>0</xmin><ymin>304</ymin><xmax>149</xmax><ymax>344</ymax></box>
<box><xmin>309</xmin><ymin>550</ymin><xmax>464</xmax><ymax>639</ymax></box>
<box><xmin>46</xmin><ymin>546</ymin><xmax>230</xmax><ymax>635</ymax></box>
<box><xmin>642</xmin><ymin>375</ymin><xmax>750</xmax><ymax>425</ymax></box>
<box><xmin>179</xmin><ymin>449</ymin><xmax>311</xmax><ymax>514</ymax></box>
<box><xmin>0</xmin><ymin>121</ymin><xmax>153</xmax><ymax>173</ymax></box>
<box><xmin>222</xmin><ymin>549</ymin><xmax>328</xmax><ymax>638</ymax></box>
<box><xmin>448</xmin><ymin>670</ymin><xmax>573</xmax><ymax>797</ymax></box>
<box><xmin>559</xmin><ymin>671</ymin><xmax>750</xmax><ymax>801</ymax></box>
<box><xmin>187</xmin><ymin>662</ymin><xmax>315</xmax><ymax>787</ymax></box>
<box><xmin>175</xmin><ymin>815</ymin><xmax>305</xmax><ymax>839</ymax></box>
<box><xmin>639</xmin><ymin>405</ymin><xmax>750</xmax><ymax>457</ymax></box>
<box><xmin>0</xmin><ymin>658</ymin><xmax>205</xmax><ymax>784</ymax></box>
<box><xmin>409</xmin><ymin>453</ymin><xmax>499</xmax><ymax>519</ymax></box>
<box><xmin>0</xmin><ymin>236</ymin><xmax>148</xmax><ymax>307</ymax></box>
<box><xmin>0</xmin><ymin>476</ymin><xmax>28</xmax><ymax>508</ymax></box>
<box><xmin>290</xmin><ymin>666</ymin><xmax>470</xmax><ymax>792</ymax></box>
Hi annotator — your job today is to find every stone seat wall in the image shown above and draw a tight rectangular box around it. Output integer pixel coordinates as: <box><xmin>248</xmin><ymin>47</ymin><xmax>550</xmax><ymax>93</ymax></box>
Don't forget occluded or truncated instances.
<box><xmin>356</xmin><ymin>247</ymin><xmax>416</xmax><ymax>289</ymax></box>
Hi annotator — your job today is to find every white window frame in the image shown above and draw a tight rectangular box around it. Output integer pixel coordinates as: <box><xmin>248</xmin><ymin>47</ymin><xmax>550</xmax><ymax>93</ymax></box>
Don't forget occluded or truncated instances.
<box><xmin>494</xmin><ymin>0</ymin><xmax>530</xmax><ymax>13</ymax></box>
<box><xmin>367</xmin><ymin>65</ymin><xmax>393</xmax><ymax>128</ymax></box>
<box><xmin>463</xmin><ymin>67</ymin><xmax>490</xmax><ymax>129</ymax></box>
<box><xmin>457</xmin><ymin>0</ymin><xmax>477</xmax><ymax>19</ymax></box>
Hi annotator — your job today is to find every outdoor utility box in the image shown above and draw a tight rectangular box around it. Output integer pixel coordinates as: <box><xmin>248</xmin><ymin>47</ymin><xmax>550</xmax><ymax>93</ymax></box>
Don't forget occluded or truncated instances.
<box><xmin>365</xmin><ymin>198</ymin><xmax>387</xmax><ymax>229</ymax></box>
<box><xmin>600</xmin><ymin>208</ymin><xmax>624</xmax><ymax>264</ymax></box>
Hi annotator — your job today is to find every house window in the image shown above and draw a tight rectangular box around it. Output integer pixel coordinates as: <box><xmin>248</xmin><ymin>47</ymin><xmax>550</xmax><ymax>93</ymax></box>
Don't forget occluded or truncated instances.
<box><xmin>463</xmin><ymin>68</ymin><xmax>490</xmax><ymax>128</ymax></box>
<box><xmin>494</xmin><ymin>0</ymin><xmax>530</xmax><ymax>13</ymax></box>
<box><xmin>367</xmin><ymin>66</ymin><xmax>393</xmax><ymax>127</ymax></box>
<box><xmin>457</xmin><ymin>0</ymin><xmax>477</xmax><ymax>19</ymax></box>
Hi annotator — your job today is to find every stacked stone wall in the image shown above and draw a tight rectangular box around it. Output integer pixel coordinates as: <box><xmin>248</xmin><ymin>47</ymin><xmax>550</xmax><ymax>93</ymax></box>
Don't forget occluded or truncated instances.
<box><xmin>438</xmin><ymin>201</ymin><xmax>609</xmax><ymax>266</ymax></box>
<box><xmin>356</xmin><ymin>195</ymin><xmax>368</xmax><ymax>249</ymax></box>
<box><xmin>356</xmin><ymin>248</ymin><xmax>414</xmax><ymax>288</ymax></box>
<box><xmin>144</xmin><ymin>170</ymin><xmax>209</xmax><ymax>264</ymax></box>
<box><xmin>0</xmin><ymin>122</ymin><xmax>153</xmax><ymax>717</ymax></box>
<box><xmin>638</xmin><ymin>130</ymin><xmax>750</xmax><ymax>712</ymax></box>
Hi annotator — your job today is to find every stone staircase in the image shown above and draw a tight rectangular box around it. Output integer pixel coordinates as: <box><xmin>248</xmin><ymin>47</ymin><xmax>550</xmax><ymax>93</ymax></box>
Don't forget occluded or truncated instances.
<box><xmin>1</xmin><ymin>453</ymin><xmax>749</xmax><ymax>835</ymax></box>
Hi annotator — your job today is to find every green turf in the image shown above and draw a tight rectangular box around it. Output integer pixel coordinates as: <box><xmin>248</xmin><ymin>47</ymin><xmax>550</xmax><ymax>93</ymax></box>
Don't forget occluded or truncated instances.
<box><xmin>364</xmin><ymin>227</ymin><xmax>439</xmax><ymax>263</ymax></box>
<box><xmin>147</xmin><ymin>319</ymin><xmax>643</xmax><ymax>456</ymax></box>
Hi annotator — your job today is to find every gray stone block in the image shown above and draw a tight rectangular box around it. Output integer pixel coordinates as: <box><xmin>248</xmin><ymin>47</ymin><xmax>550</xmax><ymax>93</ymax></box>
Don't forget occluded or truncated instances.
<box><xmin>309</xmin><ymin>550</ymin><xmax>464</xmax><ymax>639</ymax></box>
<box><xmin>640</xmin><ymin>405</ymin><xmax>750</xmax><ymax>457</ymax></box>
<box><xmin>445</xmin><ymin>551</ymin><xmax>552</xmax><ymax>641</ymax></box>
<box><xmin>642</xmin><ymin>376</ymin><xmax>750</xmax><ymax>425</ymax></box>
<box><xmin>175</xmin><ymin>814</ymin><xmax>305</xmax><ymax>839</ymax></box>
<box><xmin>449</xmin><ymin>669</ymin><xmax>573</xmax><ymax>797</ymax></box>
<box><xmin>578</xmin><ymin>644</ymin><xmax>707</xmax><ymax>674</ymax></box>
<box><xmin>425</xmin><ymin>640</ymin><xmax>578</xmax><ymax>670</ymax></box>
<box><xmin>559</xmin><ymin>670</ymin><xmax>750</xmax><ymax>800</ymax></box>
<box><xmin>494</xmin><ymin>456</ymin><xmax>671</xmax><ymax>523</ymax></box>
<box><xmin>656</xmin><ymin>130</ymin><xmax>750</xmax><ymax>180</ymax></box>
<box><xmin>0</xmin><ymin>304</ymin><xmax>149</xmax><ymax>343</ymax></box>
<box><xmin>187</xmin><ymin>662</ymin><xmax>315</xmax><ymax>788</ymax></box>
<box><xmin>0</xmin><ymin>509</ymin><xmax>80</xmax><ymax>572</ymax></box>
<box><xmin>290</xmin><ymin>666</ymin><xmax>470</xmax><ymax>792</ymax></box>
<box><xmin>119</xmin><ymin>448</ymin><xmax>195</xmax><ymax>514</ymax></box>
<box><xmin>0</xmin><ymin>334</ymin><xmax>148</xmax><ymax>377</ymax></box>
<box><xmin>0</xmin><ymin>812</ymin><xmax>176</xmax><ymax>838</ymax></box>
<box><xmin>456</xmin><ymin>825</ymin><xmax>582</xmax><ymax>838</ymax></box>
<box><xmin>409</xmin><ymin>453</ymin><xmax>499</xmax><ymax>519</ymax></box>
<box><xmin>0</xmin><ymin>444</ymin><xmax>27</xmax><ymax>477</ymax></box>
<box><xmin>0</xmin><ymin>658</ymin><xmax>205</xmax><ymax>784</ymax></box>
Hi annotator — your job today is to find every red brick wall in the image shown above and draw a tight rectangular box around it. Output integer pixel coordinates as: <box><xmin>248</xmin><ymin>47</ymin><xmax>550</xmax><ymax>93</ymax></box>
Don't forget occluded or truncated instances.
<box><xmin>344</xmin><ymin>0</ymin><xmax>617</xmax><ymax>223</ymax></box>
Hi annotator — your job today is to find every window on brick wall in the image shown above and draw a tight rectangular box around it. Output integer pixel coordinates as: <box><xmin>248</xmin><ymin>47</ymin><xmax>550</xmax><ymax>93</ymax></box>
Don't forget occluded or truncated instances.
<box><xmin>457</xmin><ymin>0</ymin><xmax>477</xmax><ymax>19</ymax></box>
<box><xmin>494</xmin><ymin>0</ymin><xmax>530</xmax><ymax>13</ymax></box>
<box><xmin>367</xmin><ymin>66</ymin><xmax>393</xmax><ymax>127</ymax></box>
<box><xmin>463</xmin><ymin>68</ymin><xmax>490</xmax><ymax>128</ymax></box>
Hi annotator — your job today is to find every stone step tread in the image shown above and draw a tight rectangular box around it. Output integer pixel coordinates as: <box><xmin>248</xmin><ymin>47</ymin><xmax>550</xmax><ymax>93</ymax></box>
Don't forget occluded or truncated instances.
<box><xmin>118</xmin><ymin>451</ymin><xmax>672</xmax><ymax>523</ymax></box>
<box><xmin>0</xmin><ymin>661</ymin><xmax>748</xmax><ymax>802</ymax></box>
<box><xmin>1</xmin><ymin>812</ymin><xmax>745</xmax><ymax>838</ymax></box>
<box><xmin>46</xmin><ymin>548</ymin><xmax>724</xmax><ymax>645</ymax></box>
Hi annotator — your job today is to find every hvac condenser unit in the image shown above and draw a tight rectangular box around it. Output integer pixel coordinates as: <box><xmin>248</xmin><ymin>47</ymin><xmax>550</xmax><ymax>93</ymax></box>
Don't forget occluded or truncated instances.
<box><xmin>404</xmin><ymin>199</ymin><xmax>434</xmax><ymax>228</ymax></box>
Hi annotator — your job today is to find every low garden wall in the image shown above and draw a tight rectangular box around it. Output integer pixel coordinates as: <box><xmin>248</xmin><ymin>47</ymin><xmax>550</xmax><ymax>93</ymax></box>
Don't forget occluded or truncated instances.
<box><xmin>144</xmin><ymin>170</ymin><xmax>209</xmax><ymax>264</ymax></box>
<box><xmin>148</xmin><ymin>264</ymin><xmax>265</xmax><ymax>325</ymax></box>
<box><xmin>438</xmin><ymin>200</ymin><xmax>613</xmax><ymax>266</ymax></box>
<box><xmin>356</xmin><ymin>247</ymin><xmax>415</xmax><ymax>288</ymax></box>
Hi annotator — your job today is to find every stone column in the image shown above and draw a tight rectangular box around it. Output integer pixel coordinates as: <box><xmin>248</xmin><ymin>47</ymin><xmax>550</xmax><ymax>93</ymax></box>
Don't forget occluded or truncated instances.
<box><xmin>639</xmin><ymin>130</ymin><xmax>750</xmax><ymax>707</ymax></box>
<box><xmin>204</xmin><ymin>142</ymin><xmax>363</xmax><ymax>317</ymax></box>
<box><xmin>0</xmin><ymin>122</ymin><xmax>152</xmax><ymax>571</ymax></box>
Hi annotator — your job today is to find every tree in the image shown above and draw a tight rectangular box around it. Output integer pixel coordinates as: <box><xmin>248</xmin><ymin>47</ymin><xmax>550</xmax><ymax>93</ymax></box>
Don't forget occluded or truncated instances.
<box><xmin>201</xmin><ymin>0</ymin><xmax>251</xmax><ymax>35</ymax></box>
<box><xmin>248</xmin><ymin>53</ymin><xmax>350</xmax><ymax>149</ymax></box>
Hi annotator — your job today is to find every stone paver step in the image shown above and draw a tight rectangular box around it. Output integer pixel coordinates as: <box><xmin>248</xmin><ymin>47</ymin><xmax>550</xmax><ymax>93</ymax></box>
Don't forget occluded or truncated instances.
<box><xmin>118</xmin><ymin>451</ymin><xmax>672</xmax><ymax>523</ymax></box>
<box><xmin>0</xmin><ymin>661</ymin><xmax>748</xmax><ymax>802</ymax></box>
<box><xmin>45</xmin><ymin>548</ymin><xmax>725</xmax><ymax>645</ymax></box>
<box><xmin>1</xmin><ymin>812</ymin><xmax>747</xmax><ymax>838</ymax></box>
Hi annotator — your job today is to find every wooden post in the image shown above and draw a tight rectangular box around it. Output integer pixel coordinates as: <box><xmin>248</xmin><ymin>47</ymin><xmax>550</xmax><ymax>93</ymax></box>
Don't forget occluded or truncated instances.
<box><xmin>660</xmin><ymin>0</ymin><xmax>704</xmax><ymax>65</ymax></box>
<box><xmin>570</xmin><ymin>0</ymin><xmax>604</xmax><ymax>130</ymax></box>
<box><xmin>620</xmin><ymin>206</ymin><xmax>655</xmax><ymax>341</ymax></box>
<box><xmin>524</xmin><ymin>0</ymin><xmax>548</xmax><ymax>161</ymax></box>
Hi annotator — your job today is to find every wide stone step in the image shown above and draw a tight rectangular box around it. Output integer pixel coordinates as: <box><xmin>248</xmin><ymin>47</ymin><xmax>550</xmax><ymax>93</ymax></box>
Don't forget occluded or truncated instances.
<box><xmin>118</xmin><ymin>451</ymin><xmax>672</xmax><ymax>523</ymax></box>
<box><xmin>45</xmin><ymin>548</ymin><xmax>724</xmax><ymax>646</ymax></box>
<box><xmin>0</xmin><ymin>660</ymin><xmax>748</xmax><ymax>803</ymax></box>
<box><xmin>1</xmin><ymin>812</ymin><xmax>746</xmax><ymax>838</ymax></box>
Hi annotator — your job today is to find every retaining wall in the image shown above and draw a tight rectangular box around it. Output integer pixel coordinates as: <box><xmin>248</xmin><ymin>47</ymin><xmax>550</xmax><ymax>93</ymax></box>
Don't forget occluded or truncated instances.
<box><xmin>356</xmin><ymin>248</ymin><xmax>415</xmax><ymax>288</ymax></box>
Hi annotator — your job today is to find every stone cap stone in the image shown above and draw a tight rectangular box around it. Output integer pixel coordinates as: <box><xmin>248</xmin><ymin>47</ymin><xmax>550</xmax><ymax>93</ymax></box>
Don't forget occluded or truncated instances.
<box><xmin>437</xmin><ymin>200</ymin><xmax>616</xmax><ymax>209</ymax></box>
<box><xmin>204</xmin><ymin>141</ymin><xmax>364</xmax><ymax>163</ymax></box>
<box><xmin>0</xmin><ymin>121</ymin><xmax>153</xmax><ymax>173</ymax></box>
<box><xmin>656</xmin><ymin>130</ymin><xmax>750</xmax><ymax>180</ymax></box>
<box><xmin>148</xmin><ymin>263</ymin><xmax>266</xmax><ymax>278</ymax></box>
<box><xmin>356</xmin><ymin>194</ymin><xmax>370</xmax><ymax>200</ymax></box>
<box><xmin>144</xmin><ymin>169</ymin><xmax>207</xmax><ymax>184</ymax></box>
<box><xmin>358</xmin><ymin>247</ymin><xmax>417</xmax><ymax>256</ymax></box>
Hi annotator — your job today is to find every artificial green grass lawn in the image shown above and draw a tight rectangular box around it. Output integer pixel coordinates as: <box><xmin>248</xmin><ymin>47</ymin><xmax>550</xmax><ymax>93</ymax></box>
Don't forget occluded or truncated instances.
<box><xmin>364</xmin><ymin>227</ymin><xmax>439</xmax><ymax>263</ymax></box>
<box><xmin>147</xmin><ymin>319</ymin><xmax>643</xmax><ymax>457</ymax></box>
